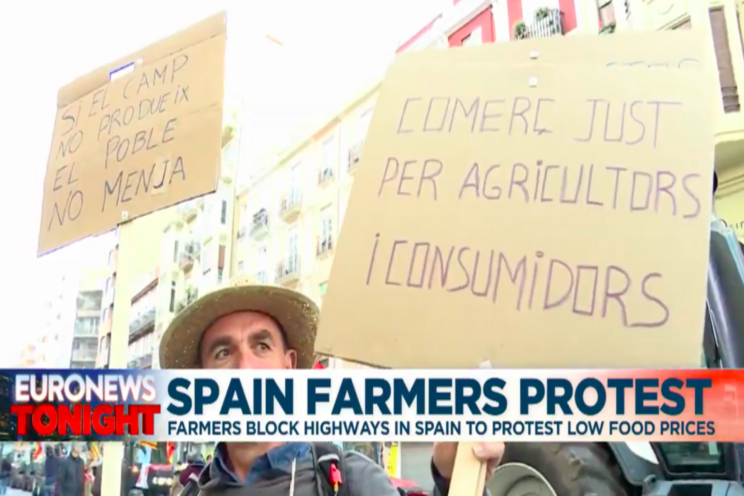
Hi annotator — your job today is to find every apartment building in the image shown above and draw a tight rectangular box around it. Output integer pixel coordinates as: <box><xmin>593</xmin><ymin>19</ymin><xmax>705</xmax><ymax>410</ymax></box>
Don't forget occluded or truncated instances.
<box><xmin>150</xmin><ymin>118</ymin><xmax>239</xmax><ymax>369</ymax></box>
<box><xmin>127</xmin><ymin>272</ymin><xmax>158</xmax><ymax>369</ymax></box>
<box><xmin>71</xmin><ymin>288</ymin><xmax>103</xmax><ymax>368</ymax></box>
<box><xmin>231</xmin><ymin>81</ymin><xmax>378</xmax><ymax>311</ymax></box>
<box><xmin>97</xmin><ymin>210</ymin><xmax>176</xmax><ymax>368</ymax></box>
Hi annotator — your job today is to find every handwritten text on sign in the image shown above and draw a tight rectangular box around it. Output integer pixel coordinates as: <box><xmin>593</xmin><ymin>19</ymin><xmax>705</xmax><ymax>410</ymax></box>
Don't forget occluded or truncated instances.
<box><xmin>317</xmin><ymin>65</ymin><xmax>715</xmax><ymax>369</ymax></box>
<box><xmin>39</xmin><ymin>32</ymin><xmax>225</xmax><ymax>255</ymax></box>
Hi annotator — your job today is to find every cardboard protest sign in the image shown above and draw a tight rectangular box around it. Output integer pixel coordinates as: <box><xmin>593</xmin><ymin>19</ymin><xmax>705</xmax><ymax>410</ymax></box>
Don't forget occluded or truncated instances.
<box><xmin>318</xmin><ymin>36</ymin><xmax>718</xmax><ymax>369</ymax></box>
<box><xmin>38</xmin><ymin>13</ymin><xmax>226</xmax><ymax>256</ymax></box>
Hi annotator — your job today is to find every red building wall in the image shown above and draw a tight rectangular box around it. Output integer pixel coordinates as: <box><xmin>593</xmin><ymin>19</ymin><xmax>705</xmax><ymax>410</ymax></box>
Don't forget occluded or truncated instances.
<box><xmin>448</xmin><ymin>7</ymin><xmax>495</xmax><ymax>47</ymax></box>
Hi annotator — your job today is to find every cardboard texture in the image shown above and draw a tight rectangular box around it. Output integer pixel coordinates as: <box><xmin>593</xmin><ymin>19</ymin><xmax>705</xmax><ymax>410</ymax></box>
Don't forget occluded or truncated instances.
<box><xmin>317</xmin><ymin>31</ymin><xmax>718</xmax><ymax>369</ymax></box>
<box><xmin>38</xmin><ymin>13</ymin><xmax>227</xmax><ymax>256</ymax></box>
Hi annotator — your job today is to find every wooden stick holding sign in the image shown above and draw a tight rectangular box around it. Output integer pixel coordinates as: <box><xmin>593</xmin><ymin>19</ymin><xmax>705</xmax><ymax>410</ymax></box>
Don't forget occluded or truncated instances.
<box><xmin>450</xmin><ymin>442</ymin><xmax>488</xmax><ymax>496</ymax></box>
<box><xmin>449</xmin><ymin>360</ymin><xmax>496</xmax><ymax>496</ymax></box>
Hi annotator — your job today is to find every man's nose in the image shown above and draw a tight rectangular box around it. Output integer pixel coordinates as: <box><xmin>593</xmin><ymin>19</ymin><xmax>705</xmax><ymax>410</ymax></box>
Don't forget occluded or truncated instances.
<box><xmin>236</xmin><ymin>347</ymin><xmax>258</xmax><ymax>369</ymax></box>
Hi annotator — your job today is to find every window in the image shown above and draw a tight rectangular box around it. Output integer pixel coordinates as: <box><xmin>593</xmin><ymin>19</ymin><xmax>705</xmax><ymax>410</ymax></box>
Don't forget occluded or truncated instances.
<box><xmin>218</xmin><ymin>268</ymin><xmax>224</xmax><ymax>283</ymax></box>
<box><xmin>220</xmin><ymin>200</ymin><xmax>227</xmax><ymax>225</ymax></box>
<box><xmin>320</xmin><ymin>205</ymin><xmax>333</xmax><ymax>244</ymax></box>
<box><xmin>462</xmin><ymin>27</ymin><xmax>483</xmax><ymax>46</ymax></box>
<box><xmin>322</xmin><ymin>138</ymin><xmax>335</xmax><ymax>180</ymax></box>
<box><xmin>319</xmin><ymin>282</ymin><xmax>328</xmax><ymax>304</ymax></box>
<box><xmin>237</xmin><ymin>260</ymin><xmax>244</xmax><ymax>273</ymax></box>
<box><xmin>256</xmin><ymin>245</ymin><xmax>268</xmax><ymax>283</ymax></box>
<box><xmin>288</xmin><ymin>228</ymin><xmax>299</xmax><ymax>272</ymax></box>
<box><xmin>173</xmin><ymin>240</ymin><xmax>179</xmax><ymax>262</ymax></box>
<box><xmin>290</xmin><ymin>162</ymin><xmax>302</xmax><ymax>200</ymax></box>
<box><xmin>169</xmin><ymin>281</ymin><xmax>176</xmax><ymax>313</ymax></box>
<box><xmin>597</xmin><ymin>0</ymin><xmax>615</xmax><ymax>27</ymax></box>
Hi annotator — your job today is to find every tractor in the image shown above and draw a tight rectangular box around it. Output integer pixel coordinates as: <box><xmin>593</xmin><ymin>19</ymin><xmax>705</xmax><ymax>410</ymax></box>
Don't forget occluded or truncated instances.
<box><xmin>488</xmin><ymin>175</ymin><xmax>744</xmax><ymax>496</ymax></box>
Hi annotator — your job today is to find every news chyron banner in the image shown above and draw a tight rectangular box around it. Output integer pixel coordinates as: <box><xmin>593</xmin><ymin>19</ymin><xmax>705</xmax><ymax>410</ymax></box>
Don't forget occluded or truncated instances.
<box><xmin>1</xmin><ymin>369</ymin><xmax>742</xmax><ymax>443</ymax></box>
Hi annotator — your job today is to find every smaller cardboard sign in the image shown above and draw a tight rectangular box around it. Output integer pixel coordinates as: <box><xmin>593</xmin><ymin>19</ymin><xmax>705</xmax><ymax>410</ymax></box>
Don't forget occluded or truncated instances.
<box><xmin>318</xmin><ymin>44</ymin><xmax>717</xmax><ymax>369</ymax></box>
<box><xmin>38</xmin><ymin>13</ymin><xmax>227</xmax><ymax>256</ymax></box>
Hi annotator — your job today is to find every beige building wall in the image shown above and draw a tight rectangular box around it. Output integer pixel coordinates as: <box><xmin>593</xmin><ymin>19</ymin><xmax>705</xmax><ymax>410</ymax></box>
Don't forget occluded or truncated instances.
<box><xmin>96</xmin><ymin>208</ymin><xmax>176</xmax><ymax>368</ymax></box>
<box><xmin>231</xmin><ymin>82</ymin><xmax>379</xmax><ymax>369</ymax></box>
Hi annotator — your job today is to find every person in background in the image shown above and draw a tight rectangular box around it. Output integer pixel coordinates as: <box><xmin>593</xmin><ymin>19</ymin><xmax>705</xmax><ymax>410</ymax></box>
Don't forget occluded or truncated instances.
<box><xmin>0</xmin><ymin>456</ymin><xmax>11</xmax><ymax>496</ymax></box>
<box><xmin>159</xmin><ymin>279</ymin><xmax>505</xmax><ymax>496</ymax></box>
<box><xmin>90</xmin><ymin>463</ymin><xmax>101</xmax><ymax>496</ymax></box>
<box><xmin>177</xmin><ymin>453</ymin><xmax>206</xmax><ymax>496</ymax></box>
<box><xmin>56</xmin><ymin>444</ymin><xmax>84</xmax><ymax>496</ymax></box>
<box><xmin>44</xmin><ymin>445</ymin><xmax>59</xmax><ymax>496</ymax></box>
<box><xmin>205</xmin><ymin>455</ymin><xmax>212</xmax><ymax>464</ymax></box>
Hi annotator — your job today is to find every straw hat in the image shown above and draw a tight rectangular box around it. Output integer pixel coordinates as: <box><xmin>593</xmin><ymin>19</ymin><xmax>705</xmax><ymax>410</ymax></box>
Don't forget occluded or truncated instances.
<box><xmin>158</xmin><ymin>277</ymin><xmax>319</xmax><ymax>369</ymax></box>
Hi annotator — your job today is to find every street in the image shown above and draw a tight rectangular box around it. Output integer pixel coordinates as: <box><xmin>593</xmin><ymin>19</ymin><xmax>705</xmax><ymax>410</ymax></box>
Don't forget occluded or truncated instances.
<box><xmin>4</xmin><ymin>490</ymin><xmax>31</xmax><ymax>496</ymax></box>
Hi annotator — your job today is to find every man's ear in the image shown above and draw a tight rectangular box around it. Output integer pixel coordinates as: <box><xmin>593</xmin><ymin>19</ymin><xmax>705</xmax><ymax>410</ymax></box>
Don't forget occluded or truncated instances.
<box><xmin>285</xmin><ymin>349</ymin><xmax>298</xmax><ymax>369</ymax></box>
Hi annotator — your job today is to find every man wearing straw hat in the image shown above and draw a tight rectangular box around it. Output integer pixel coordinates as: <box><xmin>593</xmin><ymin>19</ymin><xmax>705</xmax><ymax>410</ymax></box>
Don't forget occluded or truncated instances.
<box><xmin>159</xmin><ymin>280</ymin><xmax>504</xmax><ymax>495</ymax></box>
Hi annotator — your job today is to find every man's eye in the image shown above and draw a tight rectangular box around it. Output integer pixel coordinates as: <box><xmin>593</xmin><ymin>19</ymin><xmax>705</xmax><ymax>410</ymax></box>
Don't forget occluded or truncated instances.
<box><xmin>256</xmin><ymin>342</ymin><xmax>270</xmax><ymax>352</ymax></box>
<box><xmin>215</xmin><ymin>348</ymin><xmax>230</xmax><ymax>359</ymax></box>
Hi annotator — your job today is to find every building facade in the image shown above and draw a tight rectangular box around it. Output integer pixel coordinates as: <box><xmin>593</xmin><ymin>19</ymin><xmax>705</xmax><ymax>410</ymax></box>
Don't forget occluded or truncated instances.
<box><xmin>151</xmin><ymin>120</ymin><xmax>239</xmax><ymax>369</ymax></box>
<box><xmin>71</xmin><ymin>288</ymin><xmax>103</xmax><ymax>368</ymax></box>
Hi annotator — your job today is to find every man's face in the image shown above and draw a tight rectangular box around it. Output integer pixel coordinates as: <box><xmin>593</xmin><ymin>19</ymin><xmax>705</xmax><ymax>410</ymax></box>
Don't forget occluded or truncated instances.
<box><xmin>200</xmin><ymin>311</ymin><xmax>297</xmax><ymax>370</ymax></box>
<box><xmin>71</xmin><ymin>446</ymin><xmax>80</xmax><ymax>457</ymax></box>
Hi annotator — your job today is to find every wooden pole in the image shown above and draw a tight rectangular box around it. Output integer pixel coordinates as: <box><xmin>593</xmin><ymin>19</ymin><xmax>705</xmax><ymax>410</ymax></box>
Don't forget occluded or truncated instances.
<box><xmin>448</xmin><ymin>359</ymin><xmax>494</xmax><ymax>496</ymax></box>
<box><xmin>448</xmin><ymin>443</ymin><xmax>487</xmax><ymax>496</ymax></box>
<box><xmin>100</xmin><ymin>219</ymin><xmax>136</xmax><ymax>496</ymax></box>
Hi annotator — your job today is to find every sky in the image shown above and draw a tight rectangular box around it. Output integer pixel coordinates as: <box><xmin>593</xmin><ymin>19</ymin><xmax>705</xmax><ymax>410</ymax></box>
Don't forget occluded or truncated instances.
<box><xmin>0</xmin><ymin>0</ymin><xmax>440</xmax><ymax>366</ymax></box>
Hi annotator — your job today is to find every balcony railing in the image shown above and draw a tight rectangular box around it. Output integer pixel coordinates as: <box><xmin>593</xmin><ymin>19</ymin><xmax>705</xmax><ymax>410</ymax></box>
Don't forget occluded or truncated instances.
<box><xmin>179</xmin><ymin>241</ymin><xmax>200</xmax><ymax>271</ymax></box>
<box><xmin>178</xmin><ymin>201</ymin><xmax>198</xmax><ymax>221</ymax></box>
<box><xmin>515</xmin><ymin>8</ymin><xmax>564</xmax><ymax>39</ymax></box>
<box><xmin>129</xmin><ymin>306</ymin><xmax>156</xmax><ymax>337</ymax></box>
<box><xmin>74</xmin><ymin>322</ymin><xmax>98</xmax><ymax>337</ymax></box>
<box><xmin>317</xmin><ymin>236</ymin><xmax>333</xmax><ymax>257</ymax></box>
<box><xmin>127</xmin><ymin>353</ymin><xmax>153</xmax><ymax>370</ymax></box>
<box><xmin>275</xmin><ymin>255</ymin><xmax>300</xmax><ymax>284</ymax></box>
<box><xmin>347</xmin><ymin>141</ymin><xmax>363</xmax><ymax>173</ymax></box>
<box><xmin>279</xmin><ymin>190</ymin><xmax>302</xmax><ymax>221</ymax></box>
<box><xmin>176</xmin><ymin>287</ymin><xmax>199</xmax><ymax>314</ymax></box>
<box><xmin>71</xmin><ymin>350</ymin><xmax>97</xmax><ymax>362</ymax></box>
<box><xmin>250</xmin><ymin>209</ymin><xmax>270</xmax><ymax>239</ymax></box>
<box><xmin>318</xmin><ymin>167</ymin><xmax>334</xmax><ymax>185</ymax></box>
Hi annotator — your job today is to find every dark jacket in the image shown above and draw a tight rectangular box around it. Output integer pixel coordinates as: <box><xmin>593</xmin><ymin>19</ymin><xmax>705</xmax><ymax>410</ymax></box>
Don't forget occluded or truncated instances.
<box><xmin>0</xmin><ymin>459</ymin><xmax>11</xmax><ymax>479</ymax></box>
<box><xmin>57</xmin><ymin>455</ymin><xmax>85</xmax><ymax>496</ymax></box>
<box><xmin>91</xmin><ymin>465</ymin><xmax>101</xmax><ymax>496</ymax></box>
<box><xmin>193</xmin><ymin>443</ymin><xmax>488</xmax><ymax>496</ymax></box>
<box><xmin>180</xmin><ymin>463</ymin><xmax>206</xmax><ymax>487</ymax></box>
<box><xmin>45</xmin><ymin>455</ymin><xmax>60</xmax><ymax>485</ymax></box>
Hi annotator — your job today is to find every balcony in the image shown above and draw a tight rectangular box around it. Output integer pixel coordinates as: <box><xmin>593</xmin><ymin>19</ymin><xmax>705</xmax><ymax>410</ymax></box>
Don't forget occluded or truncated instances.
<box><xmin>275</xmin><ymin>255</ymin><xmax>300</xmax><ymax>285</ymax></box>
<box><xmin>176</xmin><ymin>286</ymin><xmax>199</xmax><ymax>314</ymax></box>
<box><xmin>71</xmin><ymin>350</ymin><xmax>97</xmax><ymax>363</ymax></box>
<box><xmin>179</xmin><ymin>240</ymin><xmax>200</xmax><ymax>271</ymax></box>
<box><xmin>318</xmin><ymin>167</ymin><xmax>334</xmax><ymax>186</ymax></box>
<box><xmin>250</xmin><ymin>208</ymin><xmax>270</xmax><ymax>239</ymax></box>
<box><xmin>178</xmin><ymin>201</ymin><xmax>198</xmax><ymax>222</ymax></box>
<box><xmin>347</xmin><ymin>141</ymin><xmax>363</xmax><ymax>173</ymax></box>
<box><xmin>129</xmin><ymin>306</ymin><xmax>156</xmax><ymax>341</ymax></box>
<box><xmin>279</xmin><ymin>190</ymin><xmax>302</xmax><ymax>222</ymax></box>
<box><xmin>316</xmin><ymin>236</ymin><xmax>333</xmax><ymax>258</ymax></box>
<box><xmin>74</xmin><ymin>321</ymin><xmax>99</xmax><ymax>337</ymax></box>
<box><xmin>515</xmin><ymin>8</ymin><xmax>564</xmax><ymax>39</ymax></box>
<box><xmin>127</xmin><ymin>353</ymin><xmax>153</xmax><ymax>370</ymax></box>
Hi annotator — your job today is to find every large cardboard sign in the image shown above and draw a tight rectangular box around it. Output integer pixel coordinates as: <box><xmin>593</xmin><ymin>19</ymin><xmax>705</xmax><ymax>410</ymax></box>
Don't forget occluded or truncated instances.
<box><xmin>318</xmin><ymin>31</ymin><xmax>718</xmax><ymax>369</ymax></box>
<box><xmin>38</xmin><ymin>13</ymin><xmax>226</xmax><ymax>256</ymax></box>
